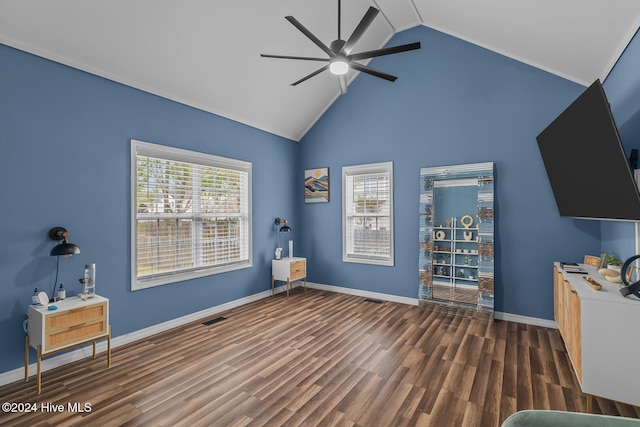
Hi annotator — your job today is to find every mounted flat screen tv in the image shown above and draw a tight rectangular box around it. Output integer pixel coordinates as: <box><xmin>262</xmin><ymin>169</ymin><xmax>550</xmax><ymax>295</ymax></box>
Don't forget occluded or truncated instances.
<box><xmin>536</xmin><ymin>79</ymin><xmax>640</xmax><ymax>221</ymax></box>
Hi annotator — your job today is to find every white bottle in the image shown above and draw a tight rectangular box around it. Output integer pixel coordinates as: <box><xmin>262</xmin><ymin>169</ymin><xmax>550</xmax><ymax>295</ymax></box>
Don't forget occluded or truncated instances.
<box><xmin>32</xmin><ymin>288</ymin><xmax>39</xmax><ymax>305</ymax></box>
<box><xmin>57</xmin><ymin>284</ymin><xmax>66</xmax><ymax>300</ymax></box>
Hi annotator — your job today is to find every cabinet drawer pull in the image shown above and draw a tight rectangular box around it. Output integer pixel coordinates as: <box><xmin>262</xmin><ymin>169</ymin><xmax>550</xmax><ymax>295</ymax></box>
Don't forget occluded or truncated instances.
<box><xmin>68</xmin><ymin>322</ymin><xmax>87</xmax><ymax>329</ymax></box>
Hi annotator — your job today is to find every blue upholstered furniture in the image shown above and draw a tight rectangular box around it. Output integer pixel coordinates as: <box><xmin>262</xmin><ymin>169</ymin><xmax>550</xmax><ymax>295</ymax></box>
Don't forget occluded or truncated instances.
<box><xmin>502</xmin><ymin>410</ymin><xmax>640</xmax><ymax>426</ymax></box>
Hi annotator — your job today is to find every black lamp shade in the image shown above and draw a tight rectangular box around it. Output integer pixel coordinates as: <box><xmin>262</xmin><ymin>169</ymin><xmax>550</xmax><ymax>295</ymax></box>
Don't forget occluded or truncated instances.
<box><xmin>48</xmin><ymin>227</ymin><xmax>80</xmax><ymax>256</ymax></box>
<box><xmin>50</xmin><ymin>240</ymin><xmax>81</xmax><ymax>256</ymax></box>
<box><xmin>275</xmin><ymin>217</ymin><xmax>291</xmax><ymax>233</ymax></box>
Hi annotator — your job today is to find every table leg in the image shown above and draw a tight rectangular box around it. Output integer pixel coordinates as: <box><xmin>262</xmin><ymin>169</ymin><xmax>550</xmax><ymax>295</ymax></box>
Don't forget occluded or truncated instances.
<box><xmin>304</xmin><ymin>277</ymin><xmax>307</xmax><ymax>293</ymax></box>
<box><xmin>286</xmin><ymin>279</ymin><xmax>290</xmax><ymax>298</ymax></box>
<box><xmin>586</xmin><ymin>394</ymin><xmax>593</xmax><ymax>413</ymax></box>
<box><xmin>271</xmin><ymin>275</ymin><xmax>275</xmax><ymax>297</ymax></box>
<box><xmin>107</xmin><ymin>326</ymin><xmax>112</xmax><ymax>367</ymax></box>
<box><xmin>36</xmin><ymin>345</ymin><xmax>41</xmax><ymax>395</ymax></box>
<box><xmin>24</xmin><ymin>336</ymin><xmax>29</xmax><ymax>381</ymax></box>
<box><xmin>93</xmin><ymin>340</ymin><xmax>96</xmax><ymax>359</ymax></box>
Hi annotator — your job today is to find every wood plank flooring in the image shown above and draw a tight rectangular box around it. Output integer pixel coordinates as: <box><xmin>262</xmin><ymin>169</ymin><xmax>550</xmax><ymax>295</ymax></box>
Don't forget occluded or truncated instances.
<box><xmin>1</xmin><ymin>289</ymin><xmax>638</xmax><ymax>426</ymax></box>
<box><xmin>432</xmin><ymin>283</ymin><xmax>479</xmax><ymax>305</ymax></box>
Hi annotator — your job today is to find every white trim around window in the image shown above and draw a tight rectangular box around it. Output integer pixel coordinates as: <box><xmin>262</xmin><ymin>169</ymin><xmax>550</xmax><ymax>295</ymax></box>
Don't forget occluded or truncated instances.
<box><xmin>342</xmin><ymin>161</ymin><xmax>394</xmax><ymax>266</ymax></box>
<box><xmin>131</xmin><ymin>140</ymin><xmax>252</xmax><ymax>290</ymax></box>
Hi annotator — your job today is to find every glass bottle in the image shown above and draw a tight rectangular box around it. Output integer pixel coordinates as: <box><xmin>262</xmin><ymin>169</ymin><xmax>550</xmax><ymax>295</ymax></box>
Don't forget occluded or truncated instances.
<box><xmin>83</xmin><ymin>264</ymin><xmax>96</xmax><ymax>299</ymax></box>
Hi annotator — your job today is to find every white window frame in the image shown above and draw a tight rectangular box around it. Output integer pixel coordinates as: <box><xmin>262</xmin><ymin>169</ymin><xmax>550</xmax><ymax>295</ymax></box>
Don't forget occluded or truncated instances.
<box><xmin>131</xmin><ymin>140</ymin><xmax>252</xmax><ymax>290</ymax></box>
<box><xmin>342</xmin><ymin>161</ymin><xmax>394</xmax><ymax>266</ymax></box>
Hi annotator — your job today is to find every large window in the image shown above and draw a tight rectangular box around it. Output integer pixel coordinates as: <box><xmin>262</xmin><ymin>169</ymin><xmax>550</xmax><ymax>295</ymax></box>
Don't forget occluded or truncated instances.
<box><xmin>131</xmin><ymin>140</ymin><xmax>251</xmax><ymax>290</ymax></box>
<box><xmin>342</xmin><ymin>162</ymin><xmax>394</xmax><ymax>266</ymax></box>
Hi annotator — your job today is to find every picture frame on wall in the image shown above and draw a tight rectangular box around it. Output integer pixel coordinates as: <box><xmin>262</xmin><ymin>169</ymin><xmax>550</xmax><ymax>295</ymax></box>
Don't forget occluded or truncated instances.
<box><xmin>304</xmin><ymin>167</ymin><xmax>329</xmax><ymax>203</ymax></box>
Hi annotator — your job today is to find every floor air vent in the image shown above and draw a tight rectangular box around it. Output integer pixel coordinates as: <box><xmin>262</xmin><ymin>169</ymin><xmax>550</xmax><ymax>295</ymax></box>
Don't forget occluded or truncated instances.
<box><xmin>202</xmin><ymin>316</ymin><xmax>227</xmax><ymax>326</ymax></box>
<box><xmin>364</xmin><ymin>298</ymin><xmax>383</xmax><ymax>304</ymax></box>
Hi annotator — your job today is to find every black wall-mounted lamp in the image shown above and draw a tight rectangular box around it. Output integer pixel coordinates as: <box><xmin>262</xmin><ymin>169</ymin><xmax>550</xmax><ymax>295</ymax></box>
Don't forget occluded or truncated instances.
<box><xmin>274</xmin><ymin>218</ymin><xmax>291</xmax><ymax>233</ymax></box>
<box><xmin>49</xmin><ymin>227</ymin><xmax>81</xmax><ymax>256</ymax></box>
<box><xmin>49</xmin><ymin>227</ymin><xmax>80</xmax><ymax>301</ymax></box>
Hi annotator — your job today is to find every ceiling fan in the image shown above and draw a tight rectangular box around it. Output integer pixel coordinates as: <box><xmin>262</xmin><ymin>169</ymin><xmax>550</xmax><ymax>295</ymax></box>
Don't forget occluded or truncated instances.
<box><xmin>261</xmin><ymin>0</ymin><xmax>421</xmax><ymax>94</ymax></box>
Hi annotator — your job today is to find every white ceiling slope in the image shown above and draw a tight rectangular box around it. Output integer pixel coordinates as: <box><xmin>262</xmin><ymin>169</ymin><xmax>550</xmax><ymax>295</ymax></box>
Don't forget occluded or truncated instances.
<box><xmin>0</xmin><ymin>1</ymin><xmax>639</xmax><ymax>142</ymax></box>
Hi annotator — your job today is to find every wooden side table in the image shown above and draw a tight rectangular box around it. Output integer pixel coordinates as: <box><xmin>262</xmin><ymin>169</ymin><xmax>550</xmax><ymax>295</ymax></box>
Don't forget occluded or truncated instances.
<box><xmin>25</xmin><ymin>295</ymin><xmax>111</xmax><ymax>394</ymax></box>
<box><xmin>272</xmin><ymin>257</ymin><xmax>307</xmax><ymax>297</ymax></box>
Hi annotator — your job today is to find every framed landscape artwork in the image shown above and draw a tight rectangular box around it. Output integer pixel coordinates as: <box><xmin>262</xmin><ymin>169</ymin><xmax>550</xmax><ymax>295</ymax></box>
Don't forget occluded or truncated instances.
<box><xmin>304</xmin><ymin>167</ymin><xmax>329</xmax><ymax>203</ymax></box>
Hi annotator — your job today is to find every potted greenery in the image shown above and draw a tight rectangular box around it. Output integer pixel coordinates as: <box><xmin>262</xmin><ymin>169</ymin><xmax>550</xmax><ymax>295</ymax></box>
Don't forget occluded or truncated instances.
<box><xmin>606</xmin><ymin>253</ymin><xmax>624</xmax><ymax>271</ymax></box>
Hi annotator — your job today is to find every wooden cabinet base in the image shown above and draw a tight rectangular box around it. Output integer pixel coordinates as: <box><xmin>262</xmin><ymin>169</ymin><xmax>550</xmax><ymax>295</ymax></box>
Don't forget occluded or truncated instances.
<box><xmin>25</xmin><ymin>326</ymin><xmax>111</xmax><ymax>394</ymax></box>
<box><xmin>554</xmin><ymin>263</ymin><xmax>640</xmax><ymax>408</ymax></box>
<box><xmin>272</xmin><ymin>275</ymin><xmax>307</xmax><ymax>298</ymax></box>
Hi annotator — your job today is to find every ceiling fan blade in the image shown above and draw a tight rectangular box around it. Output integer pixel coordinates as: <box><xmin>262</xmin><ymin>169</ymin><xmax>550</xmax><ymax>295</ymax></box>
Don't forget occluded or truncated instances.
<box><xmin>291</xmin><ymin>64</ymin><xmax>330</xmax><ymax>86</ymax></box>
<box><xmin>339</xmin><ymin>74</ymin><xmax>348</xmax><ymax>94</ymax></box>
<box><xmin>349</xmin><ymin>42</ymin><xmax>421</xmax><ymax>61</ymax></box>
<box><xmin>350</xmin><ymin>62</ymin><xmax>397</xmax><ymax>82</ymax></box>
<box><xmin>341</xmin><ymin>7</ymin><xmax>379</xmax><ymax>55</ymax></box>
<box><xmin>285</xmin><ymin>16</ymin><xmax>335</xmax><ymax>57</ymax></box>
<box><xmin>261</xmin><ymin>54</ymin><xmax>329</xmax><ymax>62</ymax></box>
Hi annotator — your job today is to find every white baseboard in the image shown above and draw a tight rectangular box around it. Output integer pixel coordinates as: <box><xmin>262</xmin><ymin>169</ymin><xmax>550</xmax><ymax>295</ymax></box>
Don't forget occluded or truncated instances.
<box><xmin>306</xmin><ymin>281</ymin><xmax>420</xmax><ymax>306</ymax></box>
<box><xmin>494</xmin><ymin>311</ymin><xmax>558</xmax><ymax>329</ymax></box>
<box><xmin>307</xmin><ymin>281</ymin><xmax>557</xmax><ymax>328</ymax></box>
<box><xmin>1</xmin><ymin>282</ymin><xmax>557</xmax><ymax>387</ymax></box>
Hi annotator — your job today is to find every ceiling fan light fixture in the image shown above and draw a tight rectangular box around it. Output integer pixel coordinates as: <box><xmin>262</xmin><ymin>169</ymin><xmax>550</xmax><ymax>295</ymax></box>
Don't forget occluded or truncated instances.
<box><xmin>261</xmin><ymin>1</ymin><xmax>420</xmax><ymax>89</ymax></box>
<box><xmin>329</xmin><ymin>59</ymin><xmax>349</xmax><ymax>75</ymax></box>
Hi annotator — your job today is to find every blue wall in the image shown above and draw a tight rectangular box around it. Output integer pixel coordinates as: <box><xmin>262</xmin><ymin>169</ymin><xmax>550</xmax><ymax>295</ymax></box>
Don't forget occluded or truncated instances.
<box><xmin>298</xmin><ymin>26</ymin><xmax>601</xmax><ymax>319</ymax></box>
<box><xmin>600</xmin><ymin>29</ymin><xmax>640</xmax><ymax>262</ymax></box>
<box><xmin>0</xmin><ymin>44</ymin><xmax>298</xmax><ymax>372</ymax></box>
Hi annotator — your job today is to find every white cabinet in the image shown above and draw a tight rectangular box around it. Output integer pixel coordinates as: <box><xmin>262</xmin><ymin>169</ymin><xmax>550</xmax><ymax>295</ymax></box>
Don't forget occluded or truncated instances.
<box><xmin>554</xmin><ymin>263</ymin><xmax>640</xmax><ymax>408</ymax></box>
<box><xmin>272</xmin><ymin>257</ymin><xmax>306</xmax><ymax>297</ymax></box>
<box><xmin>25</xmin><ymin>295</ymin><xmax>111</xmax><ymax>393</ymax></box>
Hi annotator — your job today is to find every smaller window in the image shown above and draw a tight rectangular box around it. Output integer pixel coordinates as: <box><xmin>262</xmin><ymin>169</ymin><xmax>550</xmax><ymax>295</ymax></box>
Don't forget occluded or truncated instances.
<box><xmin>342</xmin><ymin>162</ymin><xmax>394</xmax><ymax>266</ymax></box>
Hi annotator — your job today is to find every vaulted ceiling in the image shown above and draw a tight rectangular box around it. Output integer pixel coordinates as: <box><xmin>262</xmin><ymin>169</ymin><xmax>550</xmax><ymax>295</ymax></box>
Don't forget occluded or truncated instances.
<box><xmin>1</xmin><ymin>1</ymin><xmax>639</xmax><ymax>141</ymax></box>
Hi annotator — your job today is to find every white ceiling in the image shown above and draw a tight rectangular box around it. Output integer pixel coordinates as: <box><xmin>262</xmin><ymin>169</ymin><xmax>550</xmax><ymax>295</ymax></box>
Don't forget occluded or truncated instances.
<box><xmin>1</xmin><ymin>1</ymin><xmax>639</xmax><ymax>142</ymax></box>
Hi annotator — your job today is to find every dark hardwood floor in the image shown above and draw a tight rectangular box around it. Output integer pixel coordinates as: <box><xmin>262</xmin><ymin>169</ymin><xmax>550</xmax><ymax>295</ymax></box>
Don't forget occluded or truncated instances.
<box><xmin>1</xmin><ymin>289</ymin><xmax>638</xmax><ymax>426</ymax></box>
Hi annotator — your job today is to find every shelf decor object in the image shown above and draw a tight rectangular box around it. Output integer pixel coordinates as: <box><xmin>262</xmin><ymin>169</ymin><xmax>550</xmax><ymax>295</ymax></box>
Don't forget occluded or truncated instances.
<box><xmin>417</xmin><ymin>162</ymin><xmax>495</xmax><ymax>319</ymax></box>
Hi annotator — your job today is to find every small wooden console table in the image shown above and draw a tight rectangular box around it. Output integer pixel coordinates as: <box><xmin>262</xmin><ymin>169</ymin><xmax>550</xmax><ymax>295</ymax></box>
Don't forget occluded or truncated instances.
<box><xmin>25</xmin><ymin>295</ymin><xmax>111</xmax><ymax>394</ymax></box>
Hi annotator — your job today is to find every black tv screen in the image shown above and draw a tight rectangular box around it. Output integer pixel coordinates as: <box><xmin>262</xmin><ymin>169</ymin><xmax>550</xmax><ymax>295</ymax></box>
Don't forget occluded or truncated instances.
<box><xmin>536</xmin><ymin>79</ymin><xmax>640</xmax><ymax>221</ymax></box>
